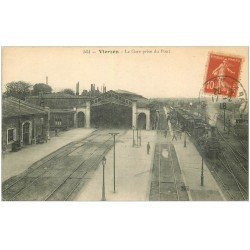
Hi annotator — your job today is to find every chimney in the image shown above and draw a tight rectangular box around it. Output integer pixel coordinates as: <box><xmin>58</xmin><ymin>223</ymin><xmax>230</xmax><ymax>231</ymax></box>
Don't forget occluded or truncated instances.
<box><xmin>76</xmin><ymin>82</ymin><xmax>79</xmax><ymax>95</ymax></box>
<box><xmin>46</xmin><ymin>76</ymin><xmax>48</xmax><ymax>85</ymax></box>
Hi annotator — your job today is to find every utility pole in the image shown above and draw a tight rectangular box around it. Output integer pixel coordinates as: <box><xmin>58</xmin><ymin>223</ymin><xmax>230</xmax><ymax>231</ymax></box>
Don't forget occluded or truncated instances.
<box><xmin>201</xmin><ymin>157</ymin><xmax>204</xmax><ymax>186</ymax></box>
<box><xmin>184</xmin><ymin>130</ymin><xmax>187</xmax><ymax>147</ymax></box>
<box><xmin>139</xmin><ymin>129</ymin><xmax>141</xmax><ymax>146</ymax></box>
<box><xmin>135</xmin><ymin>112</ymin><xmax>139</xmax><ymax>146</ymax></box>
<box><xmin>136</xmin><ymin>127</ymin><xmax>139</xmax><ymax>146</ymax></box>
<box><xmin>132</xmin><ymin>126</ymin><xmax>135</xmax><ymax>147</ymax></box>
<box><xmin>109</xmin><ymin>132</ymin><xmax>119</xmax><ymax>193</ymax></box>
<box><xmin>19</xmin><ymin>99</ymin><xmax>21</xmax><ymax>146</ymax></box>
<box><xmin>223</xmin><ymin>102</ymin><xmax>226</xmax><ymax>131</ymax></box>
<box><xmin>101</xmin><ymin>157</ymin><xmax>106</xmax><ymax>201</ymax></box>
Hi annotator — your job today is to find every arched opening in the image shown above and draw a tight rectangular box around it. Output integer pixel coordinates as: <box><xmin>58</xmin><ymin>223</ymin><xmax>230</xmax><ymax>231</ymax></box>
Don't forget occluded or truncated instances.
<box><xmin>137</xmin><ymin>113</ymin><xmax>146</xmax><ymax>130</ymax></box>
<box><xmin>77</xmin><ymin>112</ymin><xmax>86</xmax><ymax>127</ymax></box>
<box><xmin>91</xmin><ymin>104</ymin><xmax>132</xmax><ymax>129</ymax></box>
<box><xmin>22</xmin><ymin>122</ymin><xmax>31</xmax><ymax>145</ymax></box>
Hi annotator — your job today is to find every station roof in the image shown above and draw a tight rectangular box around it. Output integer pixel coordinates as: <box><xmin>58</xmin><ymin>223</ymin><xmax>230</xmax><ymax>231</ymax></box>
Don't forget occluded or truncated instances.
<box><xmin>28</xmin><ymin>93</ymin><xmax>90</xmax><ymax>100</ymax></box>
<box><xmin>2</xmin><ymin>97</ymin><xmax>47</xmax><ymax>118</ymax></box>
<box><xmin>113</xmin><ymin>90</ymin><xmax>149</xmax><ymax>108</ymax></box>
<box><xmin>91</xmin><ymin>90</ymin><xmax>150</xmax><ymax>108</ymax></box>
<box><xmin>50</xmin><ymin>109</ymin><xmax>75</xmax><ymax>113</ymax></box>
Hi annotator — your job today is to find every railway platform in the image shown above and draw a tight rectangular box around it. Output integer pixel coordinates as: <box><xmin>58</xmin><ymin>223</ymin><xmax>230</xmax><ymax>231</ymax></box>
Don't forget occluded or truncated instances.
<box><xmin>2</xmin><ymin>128</ymin><xmax>94</xmax><ymax>182</ymax></box>
<box><xmin>168</xmin><ymin>121</ymin><xmax>226</xmax><ymax>201</ymax></box>
<box><xmin>75</xmin><ymin>130</ymin><xmax>157</xmax><ymax>201</ymax></box>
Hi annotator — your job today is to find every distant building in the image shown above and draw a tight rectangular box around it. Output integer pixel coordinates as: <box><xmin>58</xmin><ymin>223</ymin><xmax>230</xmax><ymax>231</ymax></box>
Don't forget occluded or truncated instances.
<box><xmin>26</xmin><ymin>93</ymin><xmax>91</xmax><ymax>131</ymax></box>
<box><xmin>26</xmin><ymin>84</ymin><xmax>153</xmax><ymax>131</ymax></box>
<box><xmin>2</xmin><ymin>97</ymin><xmax>50</xmax><ymax>152</ymax></box>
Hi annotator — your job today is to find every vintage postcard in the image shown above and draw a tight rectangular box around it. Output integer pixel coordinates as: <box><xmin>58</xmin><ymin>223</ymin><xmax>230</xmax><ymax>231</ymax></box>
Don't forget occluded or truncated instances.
<box><xmin>1</xmin><ymin>46</ymin><xmax>248</xmax><ymax>201</ymax></box>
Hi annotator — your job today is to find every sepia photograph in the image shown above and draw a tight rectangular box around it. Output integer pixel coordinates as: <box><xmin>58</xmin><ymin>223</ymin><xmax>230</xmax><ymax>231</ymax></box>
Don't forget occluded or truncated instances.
<box><xmin>1</xmin><ymin>46</ymin><xmax>248</xmax><ymax>201</ymax></box>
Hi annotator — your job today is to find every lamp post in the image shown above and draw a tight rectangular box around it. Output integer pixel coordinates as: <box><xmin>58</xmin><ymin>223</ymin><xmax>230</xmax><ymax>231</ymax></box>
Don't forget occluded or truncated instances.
<box><xmin>135</xmin><ymin>112</ymin><xmax>140</xmax><ymax>146</ymax></box>
<box><xmin>132</xmin><ymin>126</ymin><xmax>135</xmax><ymax>147</ymax></box>
<box><xmin>201</xmin><ymin>157</ymin><xmax>204</xmax><ymax>186</ymax></box>
<box><xmin>184</xmin><ymin>129</ymin><xmax>187</xmax><ymax>147</ymax></box>
<box><xmin>101</xmin><ymin>156</ymin><xmax>106</xmax><ymax>201</ymax></box>
<box><xmin>201</xmin><ymin>101</ymin><xmax>206</xmax><ymax>123</ymax></box>
<box><xmin>109</xmin><ymin>132</ymin><xmax>119</xmax><ymax>193</ymax></box>
<box><xmin>223</xmin><ymin>102</ymin><xmax>226</xmax><ymax>131</ymax></box>
<box><xmin>156</xmin><ymin>109</ymin><xmax>159</xmax><ymax>132</ymax></box>
<box><xmin>139</xmin><ymin>129</ymin><xmax>141</xmax><ymax>146</ymax></box>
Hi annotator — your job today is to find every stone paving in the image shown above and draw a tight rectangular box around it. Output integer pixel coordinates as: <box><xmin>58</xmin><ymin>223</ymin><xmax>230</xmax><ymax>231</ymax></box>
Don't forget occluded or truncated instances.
<box><xmin>75</xmin><ymin>130</ymin><xmax>157</xmax><ymax>201</ymax></box>
<box><xmin>167</xmin><ymin>119</ymin><xmax>226</xmax><ymax>201</ymax></box>
<box><xmin>1</xmin><ymin>128</ymin><xmax>94</xmax><ymax>182</ymax></box>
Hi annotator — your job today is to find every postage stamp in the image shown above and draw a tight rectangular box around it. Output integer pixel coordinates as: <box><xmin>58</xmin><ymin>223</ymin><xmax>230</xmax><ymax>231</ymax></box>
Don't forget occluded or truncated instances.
<box><xmin>203</xmin><ymin>53</ymin><xmax>242</xmax><ymax>98</ymax></box>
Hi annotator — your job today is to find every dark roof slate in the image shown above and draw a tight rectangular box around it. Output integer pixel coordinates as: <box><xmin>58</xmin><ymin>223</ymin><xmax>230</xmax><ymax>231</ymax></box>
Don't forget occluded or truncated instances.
<box><xmin>2</xmin><ymin>97</ymin><xmax>47</xmax><ymax>118</ymax></box>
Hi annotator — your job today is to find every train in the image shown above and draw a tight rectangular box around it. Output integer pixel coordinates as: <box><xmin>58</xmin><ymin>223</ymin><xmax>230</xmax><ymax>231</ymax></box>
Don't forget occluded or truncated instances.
<box><xmin>169</xmin><ymin>107</ymin><xmax>221</xmax><ymax>159</ymax></box>
<box><xmin>218</xmin><ymin>109</ymin><xmax>248</xmax><ymax>139</ymax></box>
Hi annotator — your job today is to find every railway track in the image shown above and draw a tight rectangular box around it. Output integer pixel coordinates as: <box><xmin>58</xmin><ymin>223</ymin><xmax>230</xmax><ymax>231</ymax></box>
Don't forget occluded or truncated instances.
<box><xmin>44</xmin><ymin>137</ymin><xmax>113</xmax><ymax>201</ymax></box>
<box><xmin>217</xmin><ymin>129</ymin><xmax>248</xmax><ymax>174</ymax></box>
<box><xmin>207</xmin><ymin>160</ymin><xmax>235</xmax><ymax>200</ymax></box>
<box><xmin>149</xmin><ymin>107</ymin><xmax>187</xmax><ymax>201</ymax></box>
<box><xmin>168</xmin><ymin>144</ymin><xmax>180</xmax><ymax>201</ymax></box>
<box><xmin>2</xmin><ymin>130</ymin><xmax>125</xmax><ymax>201</ymax></box>
<box><xmin>218</xmin><ymin>153</ymin><xmax>248</xmax><ymax>200</ymax></box>
<box><xmin>2</xmin><ymin>130</ymin><xmax>106</xmax><ymax>194</ymax></box>
<box><xmin>149</xmin><ymin>143</ymin><xmax>182</xmax><ymax>201</ymax></box>
<box><xmin>217</xmin><ymin>116</ymin><xmax>248</xmax><ymax>155</ymax></box>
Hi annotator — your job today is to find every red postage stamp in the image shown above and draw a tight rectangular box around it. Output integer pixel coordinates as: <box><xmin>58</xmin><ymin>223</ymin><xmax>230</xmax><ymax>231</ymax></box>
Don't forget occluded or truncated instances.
<box><xmin>204</xmin><ymin>53</ymin><xmax>242</xmax><ymax>98</ymax></box>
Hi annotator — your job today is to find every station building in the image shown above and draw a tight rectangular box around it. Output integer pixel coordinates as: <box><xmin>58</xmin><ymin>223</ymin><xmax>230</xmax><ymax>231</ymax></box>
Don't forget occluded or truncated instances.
<box><xmin>2</xmin><ymin>97</ymin><xmax>50</xmax><ymax>152</ymax></box>
<box><xmin>26</xmin><ymin>88</ymin><xmax>153</xmax><ymax>131</ymax></box>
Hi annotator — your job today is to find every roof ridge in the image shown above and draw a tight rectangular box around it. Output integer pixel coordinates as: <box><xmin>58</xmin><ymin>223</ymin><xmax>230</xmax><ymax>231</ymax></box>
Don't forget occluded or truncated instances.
<box><xmin>9</xmin><ymin>96</ymin><xmax>46</xmax><ymax>112</ymax></box>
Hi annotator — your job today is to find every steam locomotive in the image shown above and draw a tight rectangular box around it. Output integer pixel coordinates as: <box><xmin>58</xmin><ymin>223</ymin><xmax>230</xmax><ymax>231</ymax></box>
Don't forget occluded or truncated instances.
<box><xmin>170</xmin><ymin>107</ymin><xmax>221</xmax><ymax>158</ymax></box>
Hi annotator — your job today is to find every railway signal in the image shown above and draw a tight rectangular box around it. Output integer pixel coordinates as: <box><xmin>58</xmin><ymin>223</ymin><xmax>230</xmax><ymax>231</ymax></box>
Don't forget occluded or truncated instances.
<box><xmin>109</xmin><ymin>132</ymin><xmax>119</xmax><ymax>193</ymax></box>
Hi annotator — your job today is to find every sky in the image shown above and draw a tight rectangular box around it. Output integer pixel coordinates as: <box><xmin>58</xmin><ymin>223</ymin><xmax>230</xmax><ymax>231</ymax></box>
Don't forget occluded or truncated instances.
<box><xmin>2</xmin><ymin>47</ymin><xmax>248</xmax><ymax>98</ymax></box>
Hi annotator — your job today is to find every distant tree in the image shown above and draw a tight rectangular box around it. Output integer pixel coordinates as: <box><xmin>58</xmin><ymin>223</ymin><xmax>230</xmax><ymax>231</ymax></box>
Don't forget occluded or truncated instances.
<box><xmin>5</xmin><ymin>81</ymin><xmax>32</xmax><ymax>100</ymax></box>
<box><xmin>58</xmin><ymin>88</ymin><xmax>75</xmax><ymax>95</ymax></box>
<box><xmin>32</xmin><ymin>83</ymin><xmax>52</xmax><ymax>95</ymax></box>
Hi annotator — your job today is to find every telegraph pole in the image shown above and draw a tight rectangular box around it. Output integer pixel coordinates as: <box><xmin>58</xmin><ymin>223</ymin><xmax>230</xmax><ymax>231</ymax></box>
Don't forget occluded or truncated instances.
<box><xmin>109</xmin><ymin>132</ymin><xmax>119</xmax><ymax>193</ymax></box>
<box><xmin>184</xmin><ymin>130</ymin><xmax>187</xmax><ymax>147</ymax></box>
<box><xmin>223</xmin><ymin>102</ymin><xmax>226</xmax><ymax>131</ymax></box>
<box><xmin>139</xmin><ymin>129</ymin><xmax>141</xmax><ymax>146</ymax></box>
<box><xmin>135</xmin><ymin>112</ymin><xmax>139</xmax><ymax>146</ymax></box>
<box><xmin>201</xmin><ymin>157</ymin><xmax>204</xmax><ymax>186</ymax></box>
<box><xmin>101</xmin><ymin>157</ymin><xmax>106</xmax><ymax>201</ymax></box>
<box><xmin>132</xmin><ymin>126</ymin><xmax>135</xmax><ymax>147</ymax></box>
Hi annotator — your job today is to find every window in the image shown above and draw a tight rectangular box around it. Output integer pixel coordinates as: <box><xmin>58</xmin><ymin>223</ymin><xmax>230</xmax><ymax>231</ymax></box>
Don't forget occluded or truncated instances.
<box><xmin>54</xmin><ymin>115</ymin><xmax>62</xmax><ymax>126</ymax></box>
<box><xmin>7</xmin><ymin>128</ymin><xmax>16</xmax><ymax>144</ymax></box>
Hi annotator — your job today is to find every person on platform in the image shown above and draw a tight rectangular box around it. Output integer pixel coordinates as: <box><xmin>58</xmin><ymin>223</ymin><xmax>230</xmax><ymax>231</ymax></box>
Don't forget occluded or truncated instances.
<box><xmin>164</xmin><ymin>129</ymin><xmax>168</xmax><ymax>138</ymax></box>
<box><xmin>147</xmin><ymin>142</ymin><xmax>151</xmax><ymax>155</ymax></box>
<box><xmin>172</xmin><ymin>130</ymin><xmax>178</xmax><ymax>141</ymax></box>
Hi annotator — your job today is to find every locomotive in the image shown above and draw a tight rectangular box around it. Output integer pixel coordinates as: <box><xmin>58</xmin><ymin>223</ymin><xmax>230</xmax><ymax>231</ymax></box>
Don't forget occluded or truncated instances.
<box><xmin>171</xmin><ymin>107</ymin><xmax>221</xmax><ymax>158</ymax></box>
